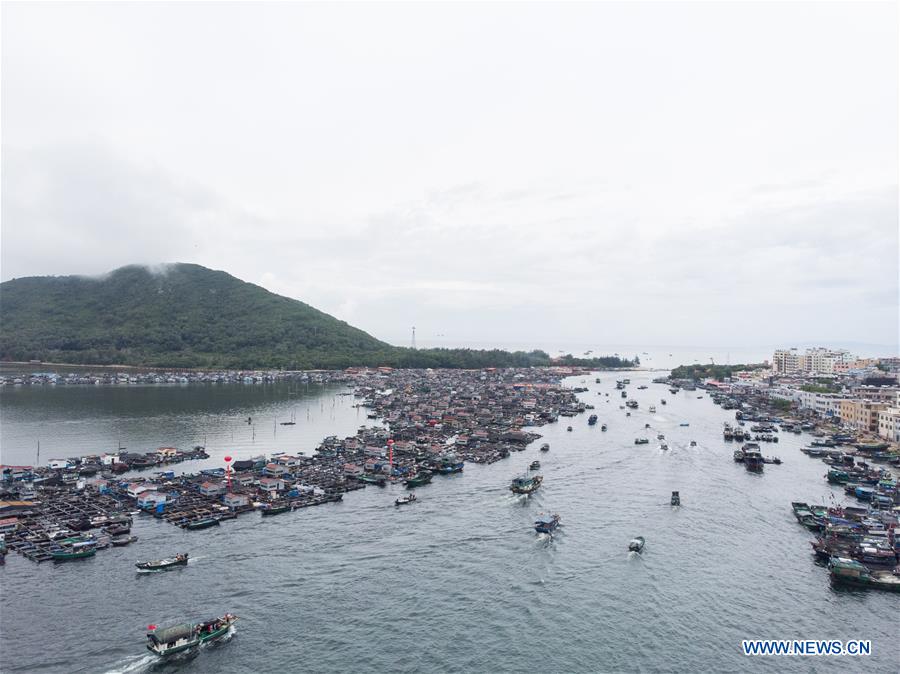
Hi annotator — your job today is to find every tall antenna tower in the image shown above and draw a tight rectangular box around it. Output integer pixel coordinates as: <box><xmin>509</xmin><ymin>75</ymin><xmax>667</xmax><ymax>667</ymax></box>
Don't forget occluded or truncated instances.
<box><xmin>411</xmin><ymin>326</ymin><xmax>417</xmax><ymax>350</ymax></box>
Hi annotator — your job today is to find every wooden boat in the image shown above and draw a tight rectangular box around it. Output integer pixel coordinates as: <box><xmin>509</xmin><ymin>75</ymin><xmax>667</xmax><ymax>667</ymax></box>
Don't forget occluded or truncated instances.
<box><xmin>395</xmin><ymin>494</ymin><xmax>417</xmax><ymax>506</ymax></box>
<box><xmin>146</xmin><ymin>623</ymin><xmax>200</xmax><ymax>657</ymax></box>
<box><xmin>260</xmin><ymin>503</ymin><xmax>291</xmax><ymax>516</ymax></box>
<box><xmin>50</xmin><ymin>541</ymin><xmax>96</xmax><ymax>561</ymax></box>
<box><xmin>510</xmin><ymin>474</ymin><xmax>543</xmax><ymax>495</ymax></box>
<box><xmin>184</xmin><ymin>518</ymin><xmax>220</xmax><ymax>530</ymax></box>
<box><xmin>197</xmin><ymin>613</ymin><xmax>238</xmax><ymax>643</ymax></box>
<box><xmin>828</xmin><ymin>557</ymin><xmax>900</xmax><ymax>592</ymax></box>
<box><xmin>146</xmin><ymin>614</ymin><xmax>237</xmax><ymax>657</ymax></box>
<box><xmin>111</xmin><ymin>534</ymin><xmax>138</xmax><ymax>547</ymax></box>
<box><xmin>135</xmin><ymin>553</ymin><xmax>188</xmax><ymax>571</ymax></box>
<box><xmin>534</xmin><ymin>513</ymin><xmax>560</xmax><ymax>534</ymax></box>
<box><xmin>356</xmin><ymin>473</ymin><xmax>387</xmax><ymax>486</ymax></box>
<box><xmin>628</xmin><ymin>536</ymin><xmax>645</xmax><ymax>553</ymax></box>
<box><xmin>404</xmin><ymin>471</ymin><xmax>433</xmax><ymax>488</ymax></box>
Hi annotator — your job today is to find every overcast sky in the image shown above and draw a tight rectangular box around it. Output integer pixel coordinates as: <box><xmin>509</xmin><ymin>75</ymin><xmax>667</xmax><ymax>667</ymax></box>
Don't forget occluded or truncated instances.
<box><xmin>2</xmin><ymin>2</ymin><xmax>897</xmax><ymax>351</ymax></box>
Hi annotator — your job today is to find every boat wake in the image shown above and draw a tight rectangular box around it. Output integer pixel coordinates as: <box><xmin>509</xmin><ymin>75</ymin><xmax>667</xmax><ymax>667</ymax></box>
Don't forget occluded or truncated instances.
<box><xmin>101</xmin><ymin>653</ymin><xmax>156</xmax><ymax>674</ymax></box>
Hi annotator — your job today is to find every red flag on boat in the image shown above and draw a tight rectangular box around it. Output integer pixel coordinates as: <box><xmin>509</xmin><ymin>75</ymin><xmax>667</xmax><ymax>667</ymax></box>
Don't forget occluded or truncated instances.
<box><xmin>148</xmin><ymin>624</ymin><xmax>157</xmax><ymax>630</ymax></box>
<box><xmin>224</xmin><ymin>456</ymin><xmax>232</xmax><ymax>462</ymax></box>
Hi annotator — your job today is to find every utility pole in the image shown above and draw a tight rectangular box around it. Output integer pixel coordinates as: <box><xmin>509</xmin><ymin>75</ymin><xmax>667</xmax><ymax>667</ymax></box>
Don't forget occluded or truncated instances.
<box><xmin>411</xmin><ymin>326</ymin><xmax>416</xmax><ymax>350</ymax></box>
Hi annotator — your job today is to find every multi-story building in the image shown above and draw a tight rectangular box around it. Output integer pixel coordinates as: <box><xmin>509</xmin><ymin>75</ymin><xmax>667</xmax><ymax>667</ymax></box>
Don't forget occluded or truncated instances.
<box><xmin>838</xmin><ymin>399</ymin><xmax>888</xmax><ymax>433</ymax></box>
<box><xmin>851</xmin><ymin>385</ymin><xmax>900</xmax><ymax>405</ymax></box>
<box><xmin>877</xmin><ymin>408</ymin><xmax>900</xmax><ymax>442</ymax></box>
<box><xmin>773</xmin><ymin>349</ymin><xmax>802</xmax><ymax>374</ymax></box>
<box><xmin>772</xmin><ymin>347</ymin><xmax>853</xmax><ymax>375</ymax></box>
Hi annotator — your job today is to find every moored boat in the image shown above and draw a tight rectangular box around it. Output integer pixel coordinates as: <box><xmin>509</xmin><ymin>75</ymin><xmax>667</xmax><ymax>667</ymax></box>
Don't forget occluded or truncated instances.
<box><xmin>136</xmin><ymin>553</ymin><xmax>188</xmax><ymax>571</ymax></box>
<box><xmin>540</xmin><ymin>443</ymin><xmax>550</xmax><ymax>452</ymax></box>
<box><xmin>404</xmin><ymin>471</ymin><xmax>433</xmax><ymax>488</ymax></box>
<box><xmin>50</xmin><ymin>540</ymin><xmax>96</xmax><ymax>561</ymax></box>
<box><xmin>260</xmin><ymin>503</ymin><xmax>291</xmax><ymax>516</ymax></box>
<box><xmin>530</xmin><ymin>460</ymin><xmax>541</xmax><ymax>470</ymax></box>
<box><xmin>184</xmin><ymin>517</ymin><xmax>220</xmax><ymax>530</ymax></box>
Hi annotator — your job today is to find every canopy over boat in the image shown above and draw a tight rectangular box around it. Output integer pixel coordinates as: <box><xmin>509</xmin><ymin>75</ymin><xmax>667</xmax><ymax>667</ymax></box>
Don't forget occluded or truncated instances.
<box><xmin>149</xmin><ymin>623</ymin><xmax>193</xmax><ymax>645</ymax></box>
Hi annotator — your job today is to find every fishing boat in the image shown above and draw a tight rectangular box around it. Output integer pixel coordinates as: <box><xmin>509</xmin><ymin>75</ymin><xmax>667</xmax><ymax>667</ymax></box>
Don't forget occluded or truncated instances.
<box><xmin>744</xmin><ymin>447</ymin><xmax>764</xmax><ymax>472</ymax></box>
<box><xmin>146</xmin><ymin>623</ymin><xmax>200</xmax><ymax>657</ymax></box>
<box><xmin>534</xmin><ymin>513</ymin><xmax>560</xmax><ymax>533</ymax></box>
<box><xmin>111</xmin><ymin>534</ymin><xmax>138</xmax><ymax>546</ymax></box>
<box><xmin>136</xmin><ymin>553</ymin><xmax>188</xmax><ymax>571</ymax></box>
<box><xmin>659</xmin><ymin>443</ymin><xmax>669</xmax><ymax>451</ymax></box>
<box><xmin>689</xmin><ymin>440</ymin><xmax>697</xmax><ymax>447</ymax></box>
<box><xmin>260</xmin><ymin>503</ymin><xmax>291</xmax><ymax>516</ymax></box>
<box><xmin>404</xmin><ymin>471</ymin><xmax>433</xmax><ymax>488</ymax></box>
<box><xmin>566</xmin><ymin>426</ymin><xmax>573</xmax><ymax>432</ymax></box>
<box><xmin>601</xmin><ymin>424</ymin><xmax>607</xmax><ymax>431</ymax></box>
<box><xmin>197</xmin><ymin>614</ymin><xmax>239</xmax><ymax>644</ymax></box>
<box><xmin>628</xmin><ymin>536</ymin><xmax>645</xmax><ymax>553</ymax></box>
<box><xmin>540</xmin><ymin>443</ymin><xmax>550</xmax><ymax>452</ymax></box>
<box><xmin>184</xmin><ymin>517</ymin><xmax>220</xmax><ymax>530</ymax></box>
<box><xmin>438</xmin><ymin>452</ymin><xmax>464</xmax><ymax>475</ymax></box>
<box><xmin>588</xmin><ymin>414</ymin><xmax>598</xmax><ymax>425</ymax></box>
<box><xmin>530</xmin><ymin>460</ymin><xmax>541</xmax><ymax>470</ymax></box>
<box><xmin>670</xmin><ymin>491</ymin><xmax>680</xmax><ymax>506</ymax></box>
<box><xmin>679</xmin><ymin>422</ymin><xmax>690</xmax><ymax>427</ymax></box>
<box><xmin>395</xmin><ymin>494</ymin><xmax>417</xmax><ymax>506</ymax></box>
<box><xmin>634</xmin><ymin>438</ymin><xmax>649</xmax><ymax>445</ymax></box>
<box><xmin>510</xmin><ymin>473</ymin><xmax>543</xmax><ymax>495</ymax></box>
<box><xmin>357</xmin><ymin>473</ymin><xmax>388</xmax><ymax>486</ymax></box>
<box><xmin>828</xmin><ymin>557</ymin><xmax>900</xmax><ymax>592</ymax></box>
<box><xmin>50</xmin><ymin>540</ymin><xmax>96</xmax><ymax>561</ymax></box>
<box><xmin>648</xmin><ymin>405</ymin><xmax>656</xmax><ymax>413</ymax></box>
<box><xmin>146</xmin><ymin>614</ymin><xmax>238</xmax><ymax>657</ymax></box>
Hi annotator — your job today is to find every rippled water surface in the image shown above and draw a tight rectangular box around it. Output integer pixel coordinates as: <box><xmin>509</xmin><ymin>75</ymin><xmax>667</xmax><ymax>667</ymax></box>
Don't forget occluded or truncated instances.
<box><xmin>1</xmin><ymin>372</ymin><xmax>897</xmax><ymax>673</ymax></box>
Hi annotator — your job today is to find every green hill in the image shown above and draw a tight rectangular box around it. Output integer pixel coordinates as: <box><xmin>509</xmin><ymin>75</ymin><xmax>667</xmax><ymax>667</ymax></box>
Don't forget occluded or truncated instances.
<box><xmin>0</xmin><ymin>264</ymin><xmax>393</xmax><ymax>369</ymax></box>
<box><xmin>0</xmin><ymin>263</ymin><xmax>637</xmax><ymax>370</ymax></box>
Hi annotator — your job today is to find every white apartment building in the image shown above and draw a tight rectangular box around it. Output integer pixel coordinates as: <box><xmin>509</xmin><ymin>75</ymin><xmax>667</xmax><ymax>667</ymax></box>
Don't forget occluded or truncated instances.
<box><xmin>772</xmin><ymin>347</ymin><xmax>854</xmax><ymax>375</ymax></box>
<box><xmin>877</xmin><ymin>408</ymin><xmax>900</xmax><ymax>442</ymax></box>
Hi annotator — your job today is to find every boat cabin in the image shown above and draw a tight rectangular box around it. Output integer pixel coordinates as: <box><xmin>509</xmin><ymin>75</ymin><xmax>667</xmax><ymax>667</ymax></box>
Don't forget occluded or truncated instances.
<box><xmin>146</xmin><ymin>623</ymin><xmax>199</xmax><ymax>656</ymax></box>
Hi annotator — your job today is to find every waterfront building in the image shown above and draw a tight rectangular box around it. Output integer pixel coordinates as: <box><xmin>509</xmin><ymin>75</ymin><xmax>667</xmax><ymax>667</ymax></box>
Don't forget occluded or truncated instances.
<box><xmin>772</xmin><ymin>347</ymin><xmax>854</xmax><ymax>375</ymax></box>
<box><xmin>838</xmin><ymin>399</ymin><xmax>888</xmax><ymax>432</ymax></box>
<box><xmin>851</xmin><ymin>385</ymin><xmax>900</xmax><ymax>404</ymax></box>
<box><xmin>877</xmin><ymin>408</ymin><xmax>900</xmax><ymax>442</ymax></box>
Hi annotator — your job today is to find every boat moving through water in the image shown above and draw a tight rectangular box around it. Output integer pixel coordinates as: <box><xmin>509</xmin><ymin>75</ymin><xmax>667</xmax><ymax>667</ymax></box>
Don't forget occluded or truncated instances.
<box><xmin>146</xmin><ymin>613</ymin><xmax>238</xmax><ymax>657</ymax></box>
<box><xmin>628</xmin><ymin>536</ymin><xmax>645</xmax><ymax>553</ymax></box>
<box><xmin>534</xmin><ymin>513</ymin><xmax>560</xmax><ymax>533</ymax></box>
<box><xmin>136</xmin><ymin>553</ymin><xmax>189</xmax><ymax>571</ymax></box>
<box><xmin>395</xmin><ymin>494</ymin><xmax>417</xmax><ymax>506</ymax></box>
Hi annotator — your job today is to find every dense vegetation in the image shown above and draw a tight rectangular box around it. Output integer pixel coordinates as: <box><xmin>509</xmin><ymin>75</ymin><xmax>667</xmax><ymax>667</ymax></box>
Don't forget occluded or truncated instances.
<box><xmin>800</xmin><ymin>383</ymin><xmax>839</xmax><ymax>394</ymax></box>
<box><xmin>669</xmin><ymin>363</ymin><xmax>767</xmax><ymax>380</ymax></box>
<box><xmin>0</xmin><ymin>264</ymin><xmax>636</xmax><ymax>370</ymax></box>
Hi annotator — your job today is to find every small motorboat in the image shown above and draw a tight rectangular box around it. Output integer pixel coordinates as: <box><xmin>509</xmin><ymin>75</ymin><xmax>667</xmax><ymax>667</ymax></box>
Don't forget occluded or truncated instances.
<box><xmin>566</xmin><ymin>426</ymin><xmax>573</xmax><ymax>432</ymax></box>
<box><xmin>540</xmin><ymin>443</ymin><xmax>550</xmax><ymax>452</ymax></box>
<box><xmin>530</xmin><ymin>460</ymin><xmax>541</xmax><ymax>470</ymax></box>
<box><xmin>136</xmin><ymin>553</ymin><xmax>189</xmax><ymax>571</ymax></box>
<box><xmin>690</xmin><ymin>440</ymin><xmax>697</xmax><ymax>447</ymax></box>
<box><xmin>601</xmin><ymin>424</ymin><xmax>607</xmax><ymax>431</ymax></box>
<box><xmin>671</xmin><ymin>491</ymin><xmax>680</xmax><ymax>506</ymax></box>
<box><xmin>395</xmin><ymin>494</ymin><xmax>417</xmax><ymax>506</ymax></box>
<box><xmin>660</xmin><ymin>443</ymin><xmax>669</xmax><ymax>451</ymax></box>
<box><xmin>628</xmin><ymin>536</ymin><xmax>645</xmax><ymax>553</ymax></box>
<box><xmin>534</xmin><ymin>513</ymin><xmax>560</xmax><ymax>534</ymax></box>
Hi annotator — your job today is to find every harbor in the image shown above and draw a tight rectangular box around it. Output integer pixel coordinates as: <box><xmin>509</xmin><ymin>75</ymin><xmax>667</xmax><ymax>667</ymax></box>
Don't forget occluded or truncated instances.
<box><xmin>1</xmin><ymin>367</ymin><xmax>898</xmax><ymax>673</ymax></box>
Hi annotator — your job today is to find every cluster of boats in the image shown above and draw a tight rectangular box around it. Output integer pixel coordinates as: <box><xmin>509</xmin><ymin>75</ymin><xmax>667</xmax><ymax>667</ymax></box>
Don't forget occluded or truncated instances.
<box><xmin>790</xmin><ymin>502</ymin><xmax>899</xmax><ymax>592</ymax></box>
<box><xmin>732</xmin><ymin>443</ymin><xmax>781</xmax><ymax>471</ymax></box>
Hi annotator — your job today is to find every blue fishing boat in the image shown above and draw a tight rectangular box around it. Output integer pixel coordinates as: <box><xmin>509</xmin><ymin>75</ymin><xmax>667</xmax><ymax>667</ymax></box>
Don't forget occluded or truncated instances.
<box><xmin>534</xmin><ymin>513</ymin><xmax>560</xmax><ymax>534</ymax></box>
